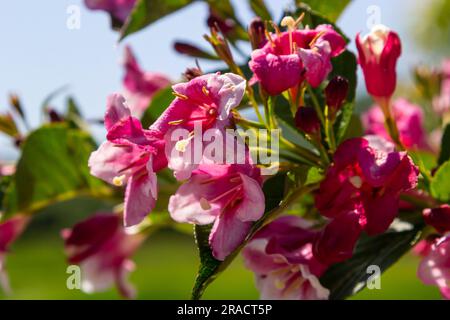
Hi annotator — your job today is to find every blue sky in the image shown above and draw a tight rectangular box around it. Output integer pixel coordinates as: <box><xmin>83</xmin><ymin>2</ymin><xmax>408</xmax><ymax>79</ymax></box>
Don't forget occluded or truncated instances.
<box><xmin>0</xmin><ymin>0</ymin><xmax>434</xmax><ymax>159</ymax></box>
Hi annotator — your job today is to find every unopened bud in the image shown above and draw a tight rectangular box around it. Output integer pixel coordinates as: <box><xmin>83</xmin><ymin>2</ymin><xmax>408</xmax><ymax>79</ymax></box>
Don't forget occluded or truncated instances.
<box><xmin>183</xmin><ymin>67</ymin><xmax>203</xmax><ymax>81</ymax></box>
<box><xmin>9</xmin><ymin>93</ymin><xmax>25</xmax><ymax>119</ymax></box>
<box><xmin>295</xmin><ymin>106</ymin><xmax>321</xmax><ymax>135</ymax></box>
<box><xmin>325</xmin><ymin>76</ymin><xmax>349</xmax><ymax>112</ymax></box>
<box><xmin>423</xmin><ymin>205</ymin><xmax>450</xmax><ymax>233</ymax></box>
<box><xmin>248</xmin><ymin>18</ymin><xmax>266</xmax><ymax>50</ymax></box>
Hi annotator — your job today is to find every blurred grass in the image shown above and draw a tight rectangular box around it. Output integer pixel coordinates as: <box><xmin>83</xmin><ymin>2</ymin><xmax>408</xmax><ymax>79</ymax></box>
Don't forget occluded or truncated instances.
<box><xmin>0</xmin><ymin>198</ymin><xmax>443</xmax><ymax>300</ymax></box>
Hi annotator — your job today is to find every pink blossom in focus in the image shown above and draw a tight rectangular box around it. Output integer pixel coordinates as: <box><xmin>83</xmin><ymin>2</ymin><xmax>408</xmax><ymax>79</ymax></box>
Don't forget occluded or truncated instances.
<box><xmin>88</xmin><ymin>94</ymin><xmax>167</xmax><ymax>226</ymax></box>
<box><xmin>123</xmin><ymin>46</ymin><xmax>171</xmax><ymax>117</ymax></box>
<box><xmin>356</xmin><ymin>25</ymin><xmax>401</xmax><ymax>99</ymax></box>
<box><xmin>418</xmin><ymin>235</ymin><xmax>450</xmax><ymax>299</ymax></box>
<box><xmin>314</xmin><ymin>137</ymin><xmax>418</xmax><ymax>264</ymax></box>
<box><xmin>0</xmin><ymin>215</ymin><xmax>29</xmax><ymax>294</ymax></box>
<box><xmin>362</xmin><ymin>98</ymin><xmax>428</xmax><ymax>149</ymax></box>
<box><xmin>62</xmin><ymin>213</ymin><xmax>144</xmax><ymax>298</ymax></box>
<box><xmin>243</xmin><ymin>216</ymin><xmax>329</xmax><ymax>300</ymax></box>
<box><xmin>85</xmin><ymin>0</ymin><xmax>136</xmax><ymax>23</ymax></box>
<box><xmin>169</xmin><ymin>163</ymin><xmax>264</xmax><ymax>260</ymax></box>
<box><xmin>249</xmin><ymin>24</ymin><xmax>345</xmax><ymax>95</ymax></box>
<box><xmin>151</xmin><ymin>72</ymin><xmax>246</xmax><ymax>180</ymax></box>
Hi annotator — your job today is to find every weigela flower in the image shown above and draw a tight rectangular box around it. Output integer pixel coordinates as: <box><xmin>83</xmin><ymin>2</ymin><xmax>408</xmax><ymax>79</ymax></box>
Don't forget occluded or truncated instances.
<box><xmin>62</xmin><ymin>213</ymin><xmax>144</xmax><ymax>299</ymax></box>
<box><xmin>89</xmin><ymin>94</ymin><xmax>167</xmax><ymax>226</ymax></box>
<box><xmin>418</xmin><ymin>235</ymin><xmax>450</xmax><ymax>299</ymax></box>
<box><xmin>243</xmin><ymin>216</ymin><xmax>329</xmax><ymax>300</ymax></box>
<box><xmin>123</xmin><ymin>46</ymin><xmax>171</xmax><ymax>117</ymax></box>
<box><xmin>85</xmin><ymin>0</ymin><xmax>136</xmax><ymax>23</ymax></box>
<box><xmin>249</xmin><ymin>23</ymin><xmax>346</xmax><ymax>95</ymax></box>
<box><xmin>433</xmin><ymin>59</ymin><xmax>450</xmax><ymax>117</ymax></box>
<box><xmin>325</xmin><ymin>76</ymin><xmax>349</xmax><ymax>113</ymax></box>
<box><xmin>356</xmin><ymin>25</ymin><xmax>401</xmax><ymax>99</ymax></box>
<box><xmin>169</xmin><ymin>163</ymin><xmax>264</xmax><ymax>260</ymax></box>
<box><xmin>423</xmin><ymin>205</ymin><xmax>450</xmax><ymax>234</ymax></box>
<box><xmin>362</xmin><ymin>98</ymin><xmax>428</xmax><ymax>150</ymax></box>
<box><xmin>295</xmin><ymin>106</ymin><xmax>321</xmax><ymax>136</ymax></box>
<box><xmin>314</xmin><ymin>137</ymin><xmax>419</xmax><ymax>264</ymax></box>
<box><xmin>0</xmin><ymin>215</ymin><xmax>29</xmax><ymax>294</ymax></box>
<box><xmin>151</xmin><ymin>72</ymin><xmax>246</xmax><ymax>180</ymax></box>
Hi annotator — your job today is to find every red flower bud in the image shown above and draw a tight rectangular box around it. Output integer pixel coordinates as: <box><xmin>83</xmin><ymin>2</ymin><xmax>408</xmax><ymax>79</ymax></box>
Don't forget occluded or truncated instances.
<box><xmin>206</xmin><ymin>9</ymin><xmax>235</xmax><ymax>36</ymax></box>
<box><xmin>248</xmin><ymin>17</ymin><xmax>266</xmax><ymax>50</ymax></box>
<box><xmin>295</xmin><ymin>106</ymin><xmax>321</xmax><ymax>135</ymax></box>
<box><xmin>356</xmin><ymin>25</ymin><xmax>401</xmax><ymax>99</ymax></box>
<box><xmin>325</xmin><ymin>76</ymin><xmax>349</xmax><ymax>112</ymax></box>
<box><xmin>423</xmin><ymin>205</ymin><xmax>450</xmax><ymax>233</ymax></box>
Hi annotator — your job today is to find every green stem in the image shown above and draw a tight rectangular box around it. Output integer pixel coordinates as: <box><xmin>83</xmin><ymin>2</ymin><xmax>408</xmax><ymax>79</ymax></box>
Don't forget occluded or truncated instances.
<box><xmin>307</xmin><ymin>85</ymin><xmax>325</xmax><ymax>126</ymax></box>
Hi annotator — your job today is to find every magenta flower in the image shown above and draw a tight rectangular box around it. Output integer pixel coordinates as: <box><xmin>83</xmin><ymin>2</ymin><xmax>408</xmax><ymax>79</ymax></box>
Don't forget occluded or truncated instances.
<box><xmin>249</xmin><ymin>24</ymin><xmax>346</xmax><ymax>95</ymax></box>
<box><xmin>0</xmin><ymin>215</ymin><xmax>29</xmax><ymax>294</ymax></box>
<box><xmin>151</xmin><ymin>72</ymin><xmax>246</xmax><ymax>180</ymax></box>
<box><xmin>169</xmin><ymin>163</ymin><xmax>264</xmax><ymax>260</ymax></box>
<box><xmin>356</xmin><ymin>25</ymin><xmax>401</xmax><ymax>99</ymax></box>
<box><xmin>62</xmin><ymin>213</ymin><xmax>144</xmax><ymax>299</ymax></box>
<box><xmin>123</xmin><ymin>46</ymin><xmax>171</xmax><ymax>117</ymax></box>
<box><xmin>243</xmin><ymin>216</ymin><xmax>329</xmax><ymax>300</ymax></box>
<box><xmin>85</xmin><ymin>0</ymin><xmax>136</xmax><ymax>23</ymax></box>
<box><xmin>362</xmin><ymin>98</ymin><xmax>428</xmax><ymax>150</ymax></box>
<box><xmin>418</xmin><ymin>235</ymin><xmax>450</xmax><ymax>299</ymax></box>
<box><xmin>89</xmin><ymin>94</ymin><xmax>167</xmax><ymax>226</ymax></box>
<box><xmin>314</xmin><ymin>137</ymin><xmax>418</xmax><ymax>264</ymax></box>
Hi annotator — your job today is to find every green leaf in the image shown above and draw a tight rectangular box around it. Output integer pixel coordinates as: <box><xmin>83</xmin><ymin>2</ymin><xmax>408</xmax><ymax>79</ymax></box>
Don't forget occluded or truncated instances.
<box><xmin>191</xmin><ymin>173</ymin><xmax>287</xmax><ymax>299</ymax></box>
<box><xmin>295</xmin><ymin>0</ymin><xmax>352</xmax><ymax>23</ymax></box>
<box><xmin>249</xmin><ymin>0</ymin><xmax>272</xmax><ymax>21</ymax></box>
<box><xmin>320</xmin><ymin>225</ymin><xmax>422</xmax><ymax>300</ymax></box>
<box><xmin>120</xmin><ymin>0</ymin><xmax>195</xmax><ymax>40</ymax></box>
<box><xmin>430</xmin><ymin>160</ymin><xmax>450</xmax><ymax>203</ymax></box>
<box><xmin>438</xmin><ymin>124</ymin><xmax>450</xmax><ymax>165</ymax></box>
<box><xmin>141</xmin><ymin>86</ymin><xmax>174</xmax><ymax>128</ymax></box>
<box><xmin>2</xmin><ymin>124</ymin><xmax>108</xmax><ymax>219</ymax></box>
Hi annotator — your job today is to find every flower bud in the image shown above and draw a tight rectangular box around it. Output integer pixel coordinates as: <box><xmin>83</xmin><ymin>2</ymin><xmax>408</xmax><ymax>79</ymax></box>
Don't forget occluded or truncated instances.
<box><xmin>423</xmin><ymin>205</ymin><xmax>450</xmax><ymax>233</ymax></box>
<box><xmin>206</xmin><ymin>9</ymin><xmax>235</xmax><ymax>36</ymax></box>
<box><xmin>173</xmin><ymin>41</ymin><xmax>218</xmax><ymax>60</ymax></box>
<box><xmin>248</xmin><ymin>17</ymin><xmax>266</xmax><ymax>50</ymax></box>
<box><xmin>325</xmin><ymin>76</ymin><xmax>349</xmax><ymax>112</ymax></box>
<box><xmin>9</xmin><ymin>93</ymin><xmax>25</xmax><ymax>119</ymax></box>
<box><xmin>182</xmin><ymin>67</ymin><xmax>203</xmax><ymax>81</ymax></box>
<box><xmin>295</xmin><ymin>106</ymin><xmax>321</xmax><ymax>135</ymax></box>
<box><xmin>356</xmin><ymin>25</ymin><xmax>401</xmax><ymax>99</ymax></box>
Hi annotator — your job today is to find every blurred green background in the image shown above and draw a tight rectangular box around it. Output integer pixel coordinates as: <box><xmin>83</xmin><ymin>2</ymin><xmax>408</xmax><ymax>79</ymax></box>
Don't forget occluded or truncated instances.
<box><xmin>0</xmin><ymin>198</ymin><xmax>442</xmax><ymax>300</ymax></box>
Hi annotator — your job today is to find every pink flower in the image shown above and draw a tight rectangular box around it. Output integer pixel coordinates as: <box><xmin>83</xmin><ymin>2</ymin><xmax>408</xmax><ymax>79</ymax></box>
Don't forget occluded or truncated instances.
<box><xmin>362</xmin><ymin>98</ymin><xmax>428</xmax><ymax>149</ymax></box>
<box><xmin>0</xmin><ymin>164</ymin><xmax>15</xmax><ymax>176</ymax></box>
<box><xmin>123</xmin><ymin>46</ymin><xmax>171</xmax><ymax>117</ymax></box>
<box><xmin>85</xmin><ymin>0</ymin><xmax>136</xmax><ymax>23</ymax></box>
<box><xmin>249</xmin><ymin>24</ymin><xmax>345</xmax><ymax>95</ymax></box>
<box><xmin>314</xmin><ymin>137</ymin><xmax>418</xmax><ymax>264</ymax></box>
<box><xmin>62</xmin><ymin>213</ymin><xmax>144</xmax><ymax>298</ymax></box>
<box><xmin>151</xmin><ymin>72</ymin><xmax>246</xmax><ymax>180</ymax></box>
<box><xmin>169</xmin><ymin>163</ymin><xmax>264</xmax><ymax>260</ymax></box>
<box><xmin>433</xmin><ymin>59</ymin><xmax>450</xmax><ymax>116</ymax></box>
<box><xmin>242</xmin><ymin>216</ymin><xmax>329</xmax><ymax>300</ymax></box>
<box><xmin>418</xmin><ymin>235</ymin><xmax>450</xmax><ymax>299</ymax></box>
<box><xmin>89</xmin><ymin>94</ymin><xmax>167</xmax><ymax>226</ymax></box>
<box><xmin>0</xmin><ymin>215</ymin><xmax>29</xmax><ymax>294</ymax></box>
<box><xmin>356</xmin><ymin>25</ymin><xmax>401</xmax><ymax>99</ymax></box>
<box><xmin>423</xmin><ymin>205</ymin><xmax>450</xmax><ymax>234</ymax></box>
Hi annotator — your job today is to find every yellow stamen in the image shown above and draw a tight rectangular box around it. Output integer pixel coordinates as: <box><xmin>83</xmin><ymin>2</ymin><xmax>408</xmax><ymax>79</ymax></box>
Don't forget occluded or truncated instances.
<box><xmin>265</xmin><ymin>30</ymin><xmax>276</xmax><ymax>48</ymax></box>
<box><xmin>202</xmin><ymin>86</ymin><xmax>209</xmax><ymax>96</ymax></box>
<box><xmin>113</xmin><ymin>175</ymin><xmax>126</xmax><ymax>187</ymax></box>
<box><xmin>173</xmin><ymin>92</ymin><xmax>188</xmax><ymax>100</ymax></box>
<box><xmin>309</xmin><ymin>30</ymin><xmax>326</xmax><ymax>48</ymax></box>
<box><xmin>168</xmin><ymin>119</ymin><xmax>185</xmax><ymax>125</ymax></box>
